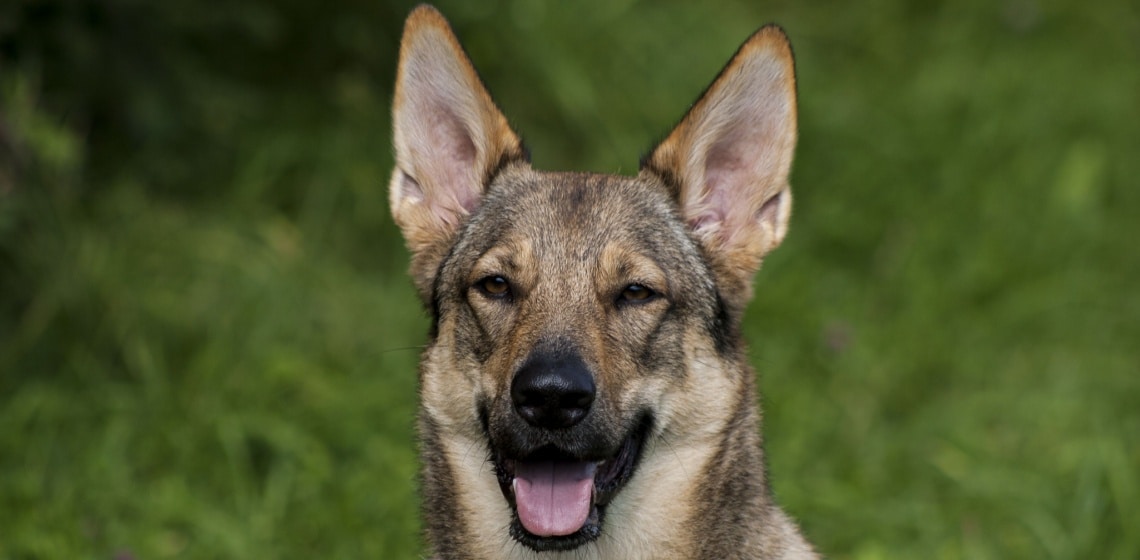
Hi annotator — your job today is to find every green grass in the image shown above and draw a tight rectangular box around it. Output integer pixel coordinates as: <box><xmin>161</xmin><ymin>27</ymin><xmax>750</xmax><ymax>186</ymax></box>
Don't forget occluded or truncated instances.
<box><xmin>2</xmin><ymin>0</ymin><xmax>1138</xmax><ymax>558</ymax></box>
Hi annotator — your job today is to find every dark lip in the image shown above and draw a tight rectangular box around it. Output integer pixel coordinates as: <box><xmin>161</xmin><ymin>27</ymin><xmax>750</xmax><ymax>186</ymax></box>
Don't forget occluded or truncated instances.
<box><xmin>490</xmin><ymin>414</ymin><xmax>653</xmax><ymax>552</ymax></box>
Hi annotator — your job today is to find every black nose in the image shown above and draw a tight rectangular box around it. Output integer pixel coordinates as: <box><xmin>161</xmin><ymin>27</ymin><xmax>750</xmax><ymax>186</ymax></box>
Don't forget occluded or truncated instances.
<box><xmin>511</xmin><ymin>350</ymin><xmax>596</xmax><ymax>429</ymax></box>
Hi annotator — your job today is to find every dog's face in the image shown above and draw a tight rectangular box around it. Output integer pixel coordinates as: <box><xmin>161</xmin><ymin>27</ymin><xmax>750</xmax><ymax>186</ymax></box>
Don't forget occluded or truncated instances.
<box><xmin>389</xmin><ymin>6</ymin><xmax>796</xmax><ymax>554</ymax></box>
<box><xmin>431</xmin><ymin>168</ymin><xmax>720</xmax><ymax>549</ymax></box>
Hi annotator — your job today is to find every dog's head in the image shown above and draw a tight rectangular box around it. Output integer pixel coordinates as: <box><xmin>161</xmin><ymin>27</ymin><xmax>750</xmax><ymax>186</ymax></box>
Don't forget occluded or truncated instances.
<box><xmin>389</xmin><ymin>6</ymin><xmax>796</xmax><ymax>553</ymax></box>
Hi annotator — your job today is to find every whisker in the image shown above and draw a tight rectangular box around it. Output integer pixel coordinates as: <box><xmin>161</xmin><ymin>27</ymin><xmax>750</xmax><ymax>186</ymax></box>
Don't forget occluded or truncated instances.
<box><xmin>379</xmin><ymin>345</ymin><xmax>430</xmax><ymax>354</ymax></box>
<box><xmin>658</xmin><ymin>429</ymin><xmax>690</xmax><ymax>480</ymax></box>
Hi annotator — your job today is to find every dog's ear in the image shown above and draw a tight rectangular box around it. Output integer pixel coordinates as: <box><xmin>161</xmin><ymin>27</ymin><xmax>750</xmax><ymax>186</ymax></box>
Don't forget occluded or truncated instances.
<box><xmin>389</xmin><ymin>5</ymin><xmax>527</xmax><ymax>299</ymax></box>
<box><xmin>642</xmin><ymin>25</ymin><xmax>797</xmax><ymax>308</ymax></box>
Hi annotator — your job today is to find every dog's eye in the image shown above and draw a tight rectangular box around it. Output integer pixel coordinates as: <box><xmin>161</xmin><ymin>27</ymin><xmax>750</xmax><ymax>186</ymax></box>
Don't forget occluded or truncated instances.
<box><xmin>618</xmin><ymin>284</ymin><xmax>655</xmax><ymax>304</ymax></box>
<box><xmin>476</xmin><ymin>275</ymin><xmax>511</xmax><ymax>298</ymax></box>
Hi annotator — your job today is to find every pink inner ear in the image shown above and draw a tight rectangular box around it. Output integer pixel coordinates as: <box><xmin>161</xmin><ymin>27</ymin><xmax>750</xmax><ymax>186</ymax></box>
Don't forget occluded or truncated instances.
<box><xmin>689</xmin><ymin>171</ymin><xmax>734</xmax><ymax>235</ymax></box>
<box><xmin>689</xmin><ymin>95</ymin><xmax>791</xmax><ymax>241</ymax></box>
<box><xmin>688</xmin><ymin>210</ymin><xmax>722</xmax><ymax>234</ymax></box>
<box><xmin>423</xmin><ymin>104</ymin><xmax>476</xmax><ymax>157</ymax></box>
<box><xmin>692</xmin><ymin>132</ymin><xmax>758</xmax><ymax>236</ymax></box>
<box><xmin>406</xmin><ymin>102</ymin><xmax>484</xmax><ymax>223</ymax></box>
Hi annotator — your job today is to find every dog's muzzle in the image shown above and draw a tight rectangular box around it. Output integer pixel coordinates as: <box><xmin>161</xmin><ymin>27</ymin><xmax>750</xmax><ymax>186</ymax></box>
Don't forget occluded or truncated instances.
<box><xmin>484</xmin><ymin>347</ymin><xmax>651</xmax><ymax>552</ymax></box>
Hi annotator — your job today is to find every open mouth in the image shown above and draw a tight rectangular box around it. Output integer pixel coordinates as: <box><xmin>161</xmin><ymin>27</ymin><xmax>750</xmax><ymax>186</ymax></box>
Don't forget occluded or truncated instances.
<box><xmin>491</xmin><ymin>415</ymin><xmax>652</xmax><ymax>552</ymax></box>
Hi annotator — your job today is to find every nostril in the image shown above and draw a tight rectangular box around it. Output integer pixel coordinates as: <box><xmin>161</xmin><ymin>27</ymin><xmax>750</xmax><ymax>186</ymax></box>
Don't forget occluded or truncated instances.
<box><xmin>511</xmin><ymin>351</ymin><xmax>596</xmax><ymax>429</ymax></box>
<box><xmin>560</xmin><ymin>385</ymin><xmax>595</xmax><ymax>411</ymax></box>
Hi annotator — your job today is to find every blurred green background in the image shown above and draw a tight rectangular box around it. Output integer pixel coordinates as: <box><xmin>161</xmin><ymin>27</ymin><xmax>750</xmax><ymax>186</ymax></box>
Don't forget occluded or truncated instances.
<box><xmin>1</xmin><ymin>0</ymin><xmax>1137</xmax><ymax>558</ymax></box>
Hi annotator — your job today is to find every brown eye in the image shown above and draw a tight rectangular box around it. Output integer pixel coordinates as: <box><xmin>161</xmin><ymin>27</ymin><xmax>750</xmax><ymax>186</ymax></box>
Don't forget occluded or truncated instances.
<box><xmin>476</xmin><ymin>275</ymin><xmax>511</xmax><ymax>298</ymax></box>
<box><xmin>619</xmin><ymin>284</ymin><xmax>655</xmax><ymax>304</ymax></box>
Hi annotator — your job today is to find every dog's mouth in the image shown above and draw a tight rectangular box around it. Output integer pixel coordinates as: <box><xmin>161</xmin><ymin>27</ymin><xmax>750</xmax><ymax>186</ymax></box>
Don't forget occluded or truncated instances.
<box><xmin>491</xmin><ymin>415</ymin><xmax>652</xmax><ymax>552</ymax></box>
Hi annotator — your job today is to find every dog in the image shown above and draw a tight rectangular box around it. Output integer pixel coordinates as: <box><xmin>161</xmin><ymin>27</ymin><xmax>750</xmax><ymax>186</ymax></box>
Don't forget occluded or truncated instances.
<box><xmin>388</xmin><ymin>5</ymin><xmax>817</xmax><ymax>559</ymax></box>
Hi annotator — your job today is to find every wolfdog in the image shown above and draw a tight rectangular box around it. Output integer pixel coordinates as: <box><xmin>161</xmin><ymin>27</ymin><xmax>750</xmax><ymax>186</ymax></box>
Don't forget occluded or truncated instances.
<box><xmin>388</xmin><ymin>5</ymin><xmax>817</xmax><ymax>559</ymax></box>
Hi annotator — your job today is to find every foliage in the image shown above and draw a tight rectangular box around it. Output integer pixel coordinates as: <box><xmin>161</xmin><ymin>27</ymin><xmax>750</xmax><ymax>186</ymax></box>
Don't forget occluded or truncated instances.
<box><xmin>1</xmin><ymin>0</ymin><xmax>1138</xmax><ymax>558</ymax></box>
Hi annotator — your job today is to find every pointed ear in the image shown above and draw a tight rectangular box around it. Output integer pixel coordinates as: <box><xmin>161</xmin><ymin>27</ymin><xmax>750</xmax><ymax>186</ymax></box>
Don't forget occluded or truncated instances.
<box><xmin>389</xmin><ymin>5</ymin><xmax>528</xmax><ymax>298</ymax></box>
<box><xmin>641</xmin><ymin>25</ymin><xmax>797</xmax><ymax>302</ymax></box>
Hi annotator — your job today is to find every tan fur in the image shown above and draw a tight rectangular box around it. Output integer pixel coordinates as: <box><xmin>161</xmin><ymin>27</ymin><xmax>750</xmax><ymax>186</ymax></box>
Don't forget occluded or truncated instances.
<box><xmin>391</xmin><ymin>6</ymin><xmax>817</xmax><ymax>559</ymax></box>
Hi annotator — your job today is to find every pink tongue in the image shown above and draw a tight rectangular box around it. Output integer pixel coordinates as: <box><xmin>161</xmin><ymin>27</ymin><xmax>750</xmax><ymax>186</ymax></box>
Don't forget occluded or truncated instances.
<box><xmin>513</xmin><ymin>460</ymin><xmax>596</xmax><ymax>537</ymax></box>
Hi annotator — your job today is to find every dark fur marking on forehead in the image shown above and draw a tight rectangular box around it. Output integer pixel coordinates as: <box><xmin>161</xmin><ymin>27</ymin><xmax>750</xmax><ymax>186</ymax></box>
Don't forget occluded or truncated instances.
<box><xmin>534</xmin><ymin>173</ymin><xmax>605</xmax><ymax>230</ymax></box>
<box><xmin>568</xmin><ymin>181</ymin><xmax>588</xmax><ymax>211</ymax></box>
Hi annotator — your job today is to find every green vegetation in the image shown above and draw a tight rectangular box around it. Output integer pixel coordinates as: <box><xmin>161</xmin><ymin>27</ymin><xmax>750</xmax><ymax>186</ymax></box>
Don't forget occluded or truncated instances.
<box><xmin>2</xmin><ymin>0</ymin><xmax>1137</xmax><ymax>558</ymax></box>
